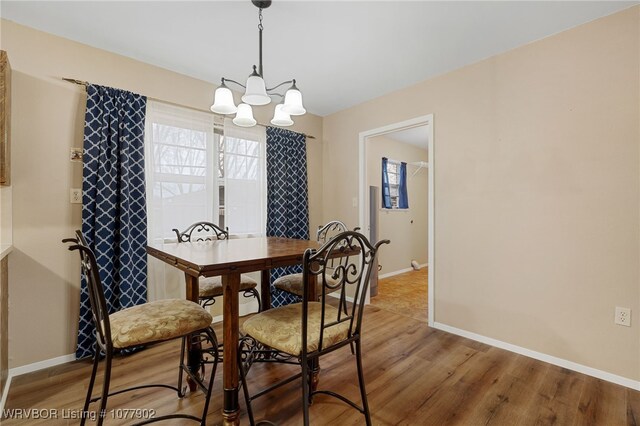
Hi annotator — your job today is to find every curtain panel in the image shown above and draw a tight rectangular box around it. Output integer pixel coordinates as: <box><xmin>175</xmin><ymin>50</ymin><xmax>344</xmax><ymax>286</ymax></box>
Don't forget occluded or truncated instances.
<box><xmin>144</xmin><ymin>101</ymin><xmax>218</xmax><ymax>301</ymax></box>
<box><xmin>77</xmin><ymin>84</ymin><xmax>148</xmax><ymax>359</ymax></box>
<box><xmin>398</xmin><ymin>161</ymin><xmax>409</xmax><ymax>209</ymax></box>
<box><xmin>381</xmin><ymin>157</ymin><xmax>392</xmax><ymax>208</ymax></box>
<box><xmin>266</xmin><ymin>127</ymin><xmax>309</xmax><ymax>307</ymax></box>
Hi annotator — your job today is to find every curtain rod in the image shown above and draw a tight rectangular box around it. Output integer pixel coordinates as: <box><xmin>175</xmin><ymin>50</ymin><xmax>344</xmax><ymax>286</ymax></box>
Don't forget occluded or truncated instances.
<box><xmin>62</xmin><ymin>78</ymin><xmax>316</xmax><ymax>140</ymax></box>
<box><xmin>384</xmin><ymin>157</ymin><xmax>429</xmax><ymax>166</ymax></box>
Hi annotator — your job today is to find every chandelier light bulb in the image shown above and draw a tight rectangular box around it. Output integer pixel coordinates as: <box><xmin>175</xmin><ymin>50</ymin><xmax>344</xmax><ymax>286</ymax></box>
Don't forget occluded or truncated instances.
<box><xmin>210</xmin><ymin>82</ymin><xmax>238</xmax><ymax>115</ymax></box>
<box><xmin>233</xmin><ymin>103</ymin><xmax>257</xmax><ymax>127</ymax></box>
<box><xmin>282</xmin><ymin>81</ymin><xmax>306</xmax><ymax>116</ymax></box>
<box><xmin>242</xmin><ymin>69</ymin><xmax>271</xmax><ymax>106</ymax></box>
<box><xmin>270</xmin><ymin>104</ymin><xmax>294</xmax><ymax>127</ymax></box>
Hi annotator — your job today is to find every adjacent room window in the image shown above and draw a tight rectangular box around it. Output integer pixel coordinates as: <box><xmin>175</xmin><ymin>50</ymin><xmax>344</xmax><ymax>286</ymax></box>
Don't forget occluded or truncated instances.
<box><xmin>381</xmin><ymin>157</ymin><xmax>409</xmax><ymax>209</ymax></box>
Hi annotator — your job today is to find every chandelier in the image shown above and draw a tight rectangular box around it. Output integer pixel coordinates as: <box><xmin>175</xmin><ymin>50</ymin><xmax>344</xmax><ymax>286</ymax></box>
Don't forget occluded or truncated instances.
<box><xmin>210</xmin><ymin>0</ymin><xmax>305</xmax><ymax>127</ymax></box>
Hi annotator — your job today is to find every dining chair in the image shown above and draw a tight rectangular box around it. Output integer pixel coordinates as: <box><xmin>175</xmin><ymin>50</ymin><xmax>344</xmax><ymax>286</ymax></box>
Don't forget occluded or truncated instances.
<box><xmin>173</xmin><ymin>221</ymin><xmax>261</xmax><ymax>312</ymax></box>
<box><xmin>273</xmin><ymin>220</ymin><xmax>359</xmax><ymax>300</ymax></box>
<box><xmin>64</xmin><ymin>231</ymin><xmax>219</xmax><ymax>426</ymax></box>
<box><xmin>238</xmin><ymin>231</ymin><xmax>389</xmax><ymax>426</ymax></box>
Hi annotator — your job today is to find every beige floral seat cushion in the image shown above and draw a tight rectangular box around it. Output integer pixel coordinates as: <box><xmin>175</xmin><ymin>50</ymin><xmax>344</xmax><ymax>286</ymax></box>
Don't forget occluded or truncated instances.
<box><xmin>273</xmin><ymin>273</ymin><xmax>339</xmax><ymax>298</ymax></box>
<box><xmin>241</xmin><ymin>302</ymin><xmax>350</xmax><ymax>356</ymax></box>
<box><xmin>199</xmin><ymin>275</ymin><xmax>258</xmax><ymax>298</ymax></box>
<box><xmin>108</xmin><ymin>299</ymin><xmax>212</xmax><ymax>349</ymax></box>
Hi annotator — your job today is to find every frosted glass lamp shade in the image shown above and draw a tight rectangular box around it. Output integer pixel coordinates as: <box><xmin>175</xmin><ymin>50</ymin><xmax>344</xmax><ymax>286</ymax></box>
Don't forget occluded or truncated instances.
<box><xmin>210</xmin><ymin>85</ymin><xmax>237</xmax><ymax>115</ymax></box>
<box><xmin>233</xmin><ymin>103</ymin><xmax>257</xmax><ymax>127</ymax></box>
<box><xmin>270</xmin><ymin>104</ymin><xmax>294</xmax><ymax>127</ymax></box>
<box><xmin>282</xmin><ymin>87</ymin><xmax>306</xmax><ymax>116</ymax></box>
<box><xmin>242</xmin><ymin>75</ymin><xmax>271</xmax><ymax>106</ymax></box>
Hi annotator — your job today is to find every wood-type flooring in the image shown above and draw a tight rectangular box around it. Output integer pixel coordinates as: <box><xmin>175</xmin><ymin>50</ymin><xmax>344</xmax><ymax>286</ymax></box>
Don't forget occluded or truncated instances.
<box><xmin>3</xmin><ymin>303</ymin><xmax>639</xmax><ymax>425</ymax></box>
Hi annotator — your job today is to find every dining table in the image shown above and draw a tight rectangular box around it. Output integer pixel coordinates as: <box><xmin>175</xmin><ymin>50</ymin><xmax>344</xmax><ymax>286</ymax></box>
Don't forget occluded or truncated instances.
<box><xmin>146</xmin><ymin>236</ymin><xmax>325</xmax><ymax>426</ymax></box>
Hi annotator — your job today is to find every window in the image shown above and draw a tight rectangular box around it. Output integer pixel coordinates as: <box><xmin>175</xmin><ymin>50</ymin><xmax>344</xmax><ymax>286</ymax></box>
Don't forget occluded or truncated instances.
<box><xmin>145</xmin><ymin>102</ymin><xmax>266</xmax><ymax>242</ymax></box>
<box><xmin>145</xmin><ymin>101</ymin><xmax>218</xmax><ymax>243</ymax></box>
<box><xmin>386</xmin><ymin>160</ymin><xmax>401</xmax><ymax>208</ymax></box>
<box><xmin>382</xmin><ymin>157</ymin><xmax>409</xmax><ymax>209</ymax></box>
<box><xmin>220</xmin><ymin>119</ymin><xmax>267</xmax><ymax>236</ymax></box>
<box><xmin>145</xmin><ymin>103</ymin><xmax>267</xmax><ymax>301</ymax></box>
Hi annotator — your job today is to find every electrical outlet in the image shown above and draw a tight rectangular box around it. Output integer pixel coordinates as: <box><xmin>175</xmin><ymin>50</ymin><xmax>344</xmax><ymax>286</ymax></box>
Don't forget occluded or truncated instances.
<box><xmin>615</xmin><ymin>307</ymin><xmax>631</xmax><ymax>327</ymax></box>
<box><xmin>70</xmin><ymin>188</ymin><xmax>82</xmax><ymax>204</ymax></box>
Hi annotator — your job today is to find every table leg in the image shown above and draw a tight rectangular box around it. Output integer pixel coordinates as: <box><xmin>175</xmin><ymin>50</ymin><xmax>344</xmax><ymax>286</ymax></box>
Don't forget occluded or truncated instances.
<box><xmin>222</xmin><ymin>272</ymin><xmax>241</xmax><ymax>426</ymax></box>
<box><xmin>185</xmin><ymin>273</ymin><xmax>202</xmax><ymax>392</ymax></box>
<box><xmin>260</xmin><ymin>269</ymin><xmax>271</xmax><ymax>311</ymax></box>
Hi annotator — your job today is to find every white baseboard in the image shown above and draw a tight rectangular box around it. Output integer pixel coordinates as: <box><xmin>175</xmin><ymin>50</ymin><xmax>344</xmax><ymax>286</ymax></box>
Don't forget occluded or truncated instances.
<box><xmin>379</xmin><ymin>267</ymin><xmax>413</xmax><ymax>279</ymax></box>
<box><xmin>2</xmin><ymin>353</ymin><xmax>77</xmax><ymax>412</ymax></box>
<box><xmin>379</xmin><ymin>263</ymin><xmax>428</xmax><ymax>280</ymax></box>
<box><xmin>432</xmin><ymin>322</ymin><xmax>640</xmax><ymax>391</ymax></box>
<box><xmin>0</xmin><ymin>373</ymin><xmax>12</xmax><ymax>414</ymax></box>
<box><xmin>9</xmin><ymin>353</ymin><xmax>76</xmax><ymax>378</ymax></box>
<box><xmin>328</xmin><ymin>292</ymin><xmax>355</xmax><ymax>303</ymax></box>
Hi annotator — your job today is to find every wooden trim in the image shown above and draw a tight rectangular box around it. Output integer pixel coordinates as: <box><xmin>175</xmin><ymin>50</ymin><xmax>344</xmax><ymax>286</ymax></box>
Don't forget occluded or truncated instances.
<box><xmin>0</xmin><ymin>51</ymin><xmax>11</xmax><ymax>186</ymax></box>
<box><xmin>358</xmin><ymin>114</ymin><xmax>434</xmax><ymax>318</ymax></box>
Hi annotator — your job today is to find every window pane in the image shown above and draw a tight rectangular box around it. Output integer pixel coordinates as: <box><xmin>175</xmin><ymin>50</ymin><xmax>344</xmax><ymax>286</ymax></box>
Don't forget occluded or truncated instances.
<box><xmin>226</xmin><ymin>137</ymin><xmax>246</xmax><ymax>155</ymax></box>
<box><xmin>153</xmin><ymin>123</ymin><xmax>206</xmax><ymax>148</ymax></box>
<box><xmin>246</xmin><ymin>157</ymin><xmax>258</xmax><ymax>180</ymax></box>
<box><xmin>388</xmin><ymin>172</ymin><xmax>398</xmax><ymax>185</ymax></box>
<box><xmin>246</xmin><ymin>140</ymin><xmax>260</xmax><ymax>157</ymax></box>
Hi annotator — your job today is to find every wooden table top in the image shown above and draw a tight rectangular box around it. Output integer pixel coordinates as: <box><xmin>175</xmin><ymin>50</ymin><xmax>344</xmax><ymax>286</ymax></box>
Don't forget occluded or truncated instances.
<box><xmin>146</xmin><ymin>236</ymin><xmax>322</xmax><ymax>277</ymax></box>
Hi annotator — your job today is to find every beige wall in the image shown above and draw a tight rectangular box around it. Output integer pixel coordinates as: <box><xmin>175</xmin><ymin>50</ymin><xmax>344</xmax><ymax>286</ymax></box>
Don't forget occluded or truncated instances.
<box><xmin>0</xmin><ymin>19</ymin><xmax>323</xmax><ymax>368</ymax></box>
<box><xmin>367</xmin><ymin>135</ymin><xmax>428</xmax><ymax>274</ymax></box>
<box><xmin>323</xmin><ymin>7</ymin><xmax>640</xmax><ymax>381</ymax></box>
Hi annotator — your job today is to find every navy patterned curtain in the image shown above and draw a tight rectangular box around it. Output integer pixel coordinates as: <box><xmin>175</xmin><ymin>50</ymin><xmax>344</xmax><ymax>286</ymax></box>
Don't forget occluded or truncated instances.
<box><xmin>77</xmin><ymin>84</ymin><xmax>148</xmax><ymax>359</ymax></box>
<box><xmin>381</xmin><ymin>157</ymin><xmax>392</xmax><ymax>208</ymax></box>
<box><xmin>266</xmin><ymin>127</ymin><xmax>309</xmax><ymax>307</ymax></box>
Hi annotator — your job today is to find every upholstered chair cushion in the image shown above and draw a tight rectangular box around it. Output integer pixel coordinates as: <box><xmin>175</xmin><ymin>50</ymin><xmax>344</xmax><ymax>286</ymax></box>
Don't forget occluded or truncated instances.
<box><xmin>241</xmin><ymin>302</ymin><xmax>349</xmax><ymax>355</ymax></box>
<box><xmin>273</xmin><ymin>273</ymin><xmax>339</xmax><ymax>298</ymax></box>
<box><xmin>108</xmin><ymin>299</ymin><xmax>213</xmax><ymax>349</ymax></box>
<box><xmin>199</xmin><ymin>275</ymin><xmax>258</xmax><ymax>298</ymax></box>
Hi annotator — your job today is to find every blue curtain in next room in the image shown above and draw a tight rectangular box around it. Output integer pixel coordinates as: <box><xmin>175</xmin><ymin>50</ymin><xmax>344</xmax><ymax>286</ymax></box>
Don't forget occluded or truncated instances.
<box><xmin>398</xmin><ymin>161</ymin><xmax>409</xmax><ymax>209</ymax></box>
<box><xmin>381</xmin><ymin>157</ymin><xmax>392</xmax><ymax>208</ymax></box>
<box><xmin>77</xmin><ymin>84</ymin><xmax>148</xmax><ymax>359</ymax></box>
<box><xmin>266</xmin><ymin>127</ymin><xmax>309</xmax><ymax>307</ymax></box>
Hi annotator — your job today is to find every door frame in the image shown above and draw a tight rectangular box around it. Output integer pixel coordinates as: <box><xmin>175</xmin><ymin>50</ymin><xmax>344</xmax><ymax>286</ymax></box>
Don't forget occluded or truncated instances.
<box><xmin>358</xmin><ymin>114</ymin><xmax>435</xmax><ymax>326</ymax></box>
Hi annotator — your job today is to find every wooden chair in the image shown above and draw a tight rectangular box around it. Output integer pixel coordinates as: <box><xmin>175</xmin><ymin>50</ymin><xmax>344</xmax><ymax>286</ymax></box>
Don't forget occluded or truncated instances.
<box><xmin>63</xmin><ymin>231</ymin><xmax>219</xmax><ymax>426</ymax></box>
<box><xmin>173</xmin><ymin>221</ymin><xmax>261</xmax><ymax>312</ymax></box>
<box><xmin>238</xmin><ymin>231</ymin><xmax>389</xmax><ymax>426</ymax></box>
<box><xmin>273</xmin><ymin>220</ymin><xmax>359</xmax><ymax>300</ymax></box>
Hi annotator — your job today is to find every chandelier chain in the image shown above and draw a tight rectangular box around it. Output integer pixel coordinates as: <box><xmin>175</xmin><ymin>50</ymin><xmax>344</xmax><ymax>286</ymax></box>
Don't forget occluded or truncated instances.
<box><xmin>258</xmin><ymin>8</ymin><xmax>264</xmax><ymax>31</ymax></box>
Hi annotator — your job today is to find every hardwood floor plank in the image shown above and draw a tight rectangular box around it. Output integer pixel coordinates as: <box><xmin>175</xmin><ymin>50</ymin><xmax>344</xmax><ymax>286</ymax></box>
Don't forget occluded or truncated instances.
<box><xmin>627</xmin><ymin>387</ymin><xmax>640</xmax><ymax>426</ymax></box>
<box><xmin>3</xmin><ymin>305</ymin><xmax>638</xmax><ymax>426</ymax></box>
<box><xmin>575</xmin><ymin>376</ymin><xmax>627</xmax><ymax>426</ymax></box>
<box><xmin>524</xmin><ymin>366</ymin><xmax>585</xmax><ymax>426</ymax></box>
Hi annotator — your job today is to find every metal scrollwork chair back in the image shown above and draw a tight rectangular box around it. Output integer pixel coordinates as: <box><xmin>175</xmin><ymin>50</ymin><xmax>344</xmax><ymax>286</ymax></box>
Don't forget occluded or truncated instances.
<box><xmin>239</xmin><ymin>231</ymin><xmax>389</xmax><ymax>426</ymax></box>
<box><xmin>172</xmin><ymin>221</ymin><xmax>261</xmax><ymax>312</ymax></box>
<box><xmin>173</xmin><ymin>221</ymin><xmax>229</xmax><ymax>243</ymax></box>
<box><xmin>273</xmin><ymin>220</ymin><xmax>361</xmax><ymax>303</ymax></box>
<box><xmin>63</xmin><ymin>230</ymin><xmax>219</xmax><ymax>426</ymax></box>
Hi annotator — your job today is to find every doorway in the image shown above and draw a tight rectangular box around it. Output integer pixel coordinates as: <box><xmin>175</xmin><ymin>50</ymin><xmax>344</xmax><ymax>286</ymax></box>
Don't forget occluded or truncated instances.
<box><xmin>358</xmin><ymin>115</ymin><xmax>434</xmax><ymax>326</ymax></box>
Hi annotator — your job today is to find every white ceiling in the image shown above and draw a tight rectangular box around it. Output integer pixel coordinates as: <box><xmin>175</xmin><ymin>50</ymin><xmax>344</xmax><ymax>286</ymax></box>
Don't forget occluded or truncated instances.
<box><xmin>383</xmin><ymin>126</ymin><xmax>429</xmax><ymax>150</ymax></box>
<box><xmin>1</xmin><ymin>1</ymin><xmax>636</xmax><ymax>116</ymax></box>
